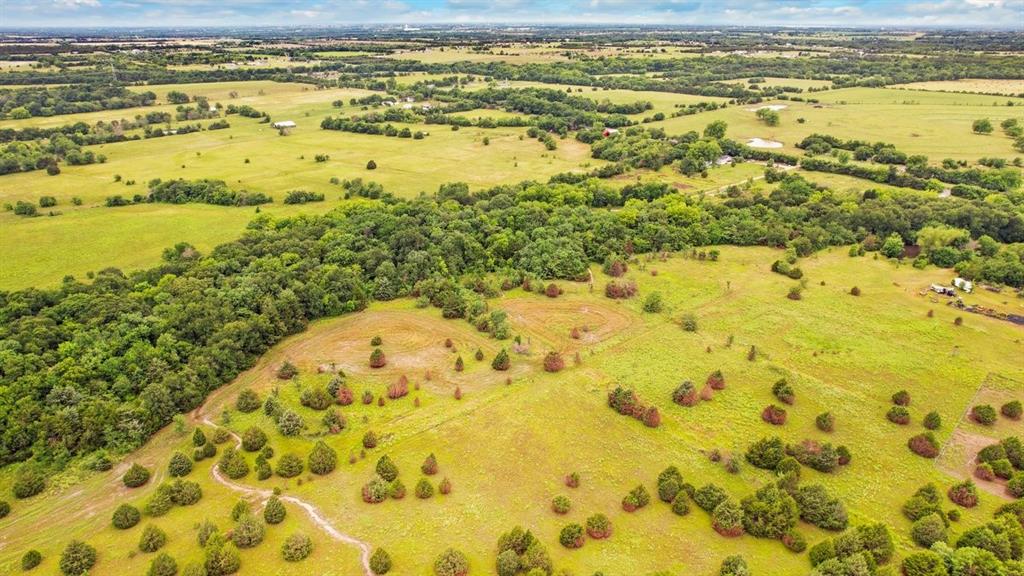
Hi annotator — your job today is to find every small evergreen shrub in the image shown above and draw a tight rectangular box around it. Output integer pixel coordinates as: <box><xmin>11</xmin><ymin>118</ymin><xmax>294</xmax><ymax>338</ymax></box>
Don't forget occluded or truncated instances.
<box><xmin>236</xmin><ymin>389</ymin><xmax>261</xmax><ymax>413</ymax></box>
<box><xmin>59</xmin><ymin>541</ymin><xmax>97</xmax><ymax>576</ymax></box>
<box><xmin>241</xmin><ymin>427</ymin><xmax>267</xmax><ymax>452</ymax></box>
<box><xmin>275</xmin><ymin>454</ymin><xmax>304</xmax><ymax>478</ymax></box>
<box><xmin>123</xmin><ymin>463</ymin><xmax>151</xmax><ymax>488</ymax></box>
<box><xmin>971</xmin><ymin>404</ymin><xmax>997</xmax><ymax>425</ymax></box>
<box><xmin>621</xmin><ymin>484</ymin><xmax>651</xmax><ymax>512</ymax></box>
<box><xmin>559</xmin><ymin>523</ymin><xmax>584</xmax><ymax>548</ymax></box>
<box><xmin>552</xmin><ymin>495</ymin><xmax>571</xmax><ymax>514</ymax></box>
<box><xmin>362</xmin><ymin>477</ymin><xmax>390</xmax><ymax>504</ymax></box>
<box><xmin>281</xmin><ymin>532</ymin><xmax>313</xmax><ymax>561</ymax></box>
<box><xmin>138</xmin><ymin>524</ymin><xmax>168</xmax><ymax>553</ymax></box>
<box><xmin>892</xmin><ymin>390</ymin><xmax>911</xmax><ymax>406</ymax></box>
<box><xmin>1002</xmin><ymin>400</ymin><xmax>1022</xmax><ymax>420</ymax></box>
<box><xmin>923</xmin><ymin>411</ymin><xmax>942</xmax><ymax>430</ymax></box>
<box><xmin>112</xmin><ymin>503</ymin><xmax>141</xmax><ymax>529</ymax></box>
<box><xmin>910</xmin><ymin>513</ymin><xmax>947</xmax><ymax>547</ymax></box>
<box><xmin>816</xmin><ymin>412</ymin><xmax>835</xmax><ymax>432</ymax></box>
<box><xmin>415</xmin><ymin>478</ymin><xmax>435</xmax><ymax>499</ymax></box>
<box><xmin>147</xmin><ymin>552</ymin><xmax>177</xmax><ymax>576</ymax></box>
<box><xmin>565</xmin><ymin>472</ymin><xmax>580</xmax><ymax>488</ymax></box>
<box><xmin>308</xmin><ymin>441</ymin><xmax>337</xmax><ymax>475</ymax></box>
<box><xmin>276</xmin><ymin>361</ymin><xmax>298</xmax><ymax>380</ymax></box>
<box><xmin>264</xmin><ymin>495</ymin><xmax>286</xmax><ymax>524</ymax></box>
<box><xmin>712</xmin><ymin>500</ymin><xmax>744</xmax><ymax>537</ymax></box>
<box><xmin>585</xmin><ymin>513</ymin><xmax>612</xmax><ymax>539</ymax></box>
<box><xmin>772</xmin><ymin>379</ymin><xmax>795</xmax><ymax>404</ymax></box>
<box><xmin>363</xmin><ymin>430</ymin><xmax>378</xmax><ymax>449</ymax></box>
<box><xmin>370</xmin><ymin>548</ymin><xmax>392</xmax><ymax>574</ymax></box>
<box><xmin>21</xmin><ymin>549</ymin><xmax>42</xmax><ymax>571</ymax></box>
<box><xmin>433</xmin><ymin>548</ymin><xmax>469</xmax><ymax>576</ymax></box>
<box><xmin>694</xmin><ymin>484</ymin><xmax>729</xmax><ymax>512</ymax></box>
<box><xmin>232</xmin><ymin>514</ymin><xmax>266</xmax><ymax>548</ymax></box>
<box><xmin>887</xmin><ymin>406</ymin><xmax>910</xmax><ymax>425</ymax></box>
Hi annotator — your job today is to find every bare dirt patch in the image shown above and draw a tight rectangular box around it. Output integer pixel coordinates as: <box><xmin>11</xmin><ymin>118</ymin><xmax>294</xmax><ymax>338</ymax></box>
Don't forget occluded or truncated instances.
<box><xmin>936</xmin><ymin>429</ymin><xmax>1013</xmax><ymax>499</ymax></box>
<box><xmin>501</xmin><ymin>295</ymin><xmax>638</xmax><ymax>353</ymax></box>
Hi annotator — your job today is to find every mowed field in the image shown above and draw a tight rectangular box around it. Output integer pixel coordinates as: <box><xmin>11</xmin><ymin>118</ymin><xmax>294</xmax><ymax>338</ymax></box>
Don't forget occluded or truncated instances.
<box><xmin>2</xmin><ymin>246</ymin><xmax>1020</xmax><ymax>575</ymax></box>
<box><xmin>654</xmin><ymin>87</ymin><xmax>1024</xmax><ymax>161</ymax></box>
<box><xmin>892</xmin><ymin>79</ymin><xmax>1024</xmax><ymax>96</ymax></box>
<box><xmin>3</xmin><ymin>82</ymin><xmax>1023</xmax><ymax>291</ymax></box>
<box><xmin>0</xmin><ymin>80</ymin><xmax>597</xmax><ymax>290</ymax></box>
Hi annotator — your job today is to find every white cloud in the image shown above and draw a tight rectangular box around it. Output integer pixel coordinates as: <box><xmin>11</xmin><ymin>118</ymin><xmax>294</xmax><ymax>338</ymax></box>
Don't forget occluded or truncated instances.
<box><xmin>54</xmin><ymin>0</ymin><xmax>101</xmax><ymax>7</ymax></box>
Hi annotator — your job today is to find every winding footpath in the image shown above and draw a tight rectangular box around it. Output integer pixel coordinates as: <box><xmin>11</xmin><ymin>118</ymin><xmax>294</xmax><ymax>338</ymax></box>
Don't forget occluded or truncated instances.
<box><xmin>201</xmin><ymin>417</ymin><xmax>375</xmax><ymax>575</ymax></box>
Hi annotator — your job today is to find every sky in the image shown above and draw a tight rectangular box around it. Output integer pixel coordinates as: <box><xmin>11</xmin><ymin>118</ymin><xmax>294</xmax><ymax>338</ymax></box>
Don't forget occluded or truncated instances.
<box><xmin>0</xmin><ymin>0</ymin><xmax>1022</xmax><ymax>29</ymax></box>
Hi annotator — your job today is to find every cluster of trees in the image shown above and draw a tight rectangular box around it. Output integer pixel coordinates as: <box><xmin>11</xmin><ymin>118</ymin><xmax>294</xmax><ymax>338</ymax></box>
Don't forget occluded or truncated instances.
<box><xmin>0</xmin><ymin>133</ymin><xmax>107</xmax><ymax>176</ymax></box>
<box><xmin>808</xmin><ymin>523</ymin><xmax>895</xmax><ymax>575</ymax></box>
<box><xmin>607</xmin><ymin>386</ymin><xmax>660</xmax><ymax>427</ymax></box>
<box><xmin>975</xmin><ymin>436</ymin><xmax>1024</xmax><ymax>497</ymax></box>
<box><xmin>901</xmin><ymin>500</ymin><xmax>1024</xmax><ymax>576</ymax></box>
<box><xmin>0</xmin><ymin>85</ymin><xmax>157</xmax><ymax>119</ymax></box>
<box><xmin>3</xmin><ymin>173</ymin><xmax>1024</xmax><ymax>470</ymax></box>
<box><xmin>495</xmin><ymin>526</ymin><xmax>553</xmax><ymax>575</ymax></box>
<box><xmin>797</xmin><ymin>132</ymin><xmax>1023</xmax><ymax>195</ymax></box>
<box><xmin>320</xmin><ymin>113</ymin><xmax>426</xmax><ymax>139</ymax></box>
<box><xmin>144</xmin><ymin>178</ymin><xmax>272</xmax><ymax>206</ymax></box>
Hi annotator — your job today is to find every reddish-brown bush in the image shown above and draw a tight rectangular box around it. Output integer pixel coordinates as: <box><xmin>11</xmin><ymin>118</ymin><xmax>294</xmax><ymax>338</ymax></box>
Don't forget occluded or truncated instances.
<box><xmin>454</xmin><ymin>386</ymin><xmax>462</xmax><ymax>400</ymax></box>
<box><xmin>762</xmin><ymin>404</ymin><xmax>787</xmax><ymax>425</ymax></box>
<box><xmin>439</xmin><ymin>478</ymin><xmax>452</xmax><ymax>494</ymax></box>
<box><xmin>454</xmin><ymin>356</ymin><xmax>464</xmax><ymax>372</ymax></box>
<box><xmin>362</xmin><ymin>390</ymin><xmax>374</xmax><ymax>405</ymax></box>
<box><xmin>908</xmin><ymin>433</ymin><xmax>940</xmax><ymax>459</ymax></box>
<box><xmin>387</xmin><ymin>376</ymin><xmax>409</xmax><ymax>400</ymax></box>
<box><xmin>948</xmin><ymin>481</ymin><xmax>979</xmax><ymax>508</ymax></box>
<box><xmin>565</xmin><ymin>472</ymin><xmax>580</xmax><ymax>488</ymax></box>
<box><xmin>545</xmin><ymin>283</ymin><xmax>560</xmax><ymax>298</ymax></box>
<box><xmin>444</xmin><ymin>338</ymin><xmax>453</xmax><ymax>348</ymax></box>
<box><xmin>707</xmin><ymin>370</ymin><xmax>725</xmax><ymax>390</ymax></box>
<box><xmin>422</xmin><ymin>454</ymin><xmax>438</xmax><ymax>476</ymax></box>
<box><xmin>543</xmin><ymin>351</ymin><xmax>565</xmax><ymax>373</ymax></box>
<box><xmin>369</xmin><ymin>348</ymin><xmax>386</xmax><ymax>369</ymax></box>
<box><xmin>975</xmin><ymin>463</ymin><xmax>996</xmax><ymax>481</ymax></box>
<box><xmin>672</xmin><ymin>382</ymin><xmax>697</xmax><ymax>407</ymax></box>
<box><xmin>377</xmin><ymin>396</ymin><xmax>385</xmax><ymax>407</ymax></box>
<box><xmin>570</xmin><ymin>327</ymin><xmax>581</xmax><ymax>339</ymax></box>
<box><xmin>700</xmin><ymin>385</ymin><xmax>714</xmax><ymax>402</ymax></box>
<box><xmin>604</xmin><ymin>280</ymin><xmax>638</xmax><ymax>299</ymax></box>
<box><xmin>607</xmin><ymin>260</ymin><xmax>627</xmax><ymax>277</ymax></box>
<box><xmin>414</xmin><ymin>397</ymin><xmax>421</xmax><ymax>407</ymax></box>
<box><xmin>643</xmin><ymin>407</ymin><xmax>661</xmax><ymax>428</ymax></box>
<box><xmin>336</xmin><ymin>383</ymin><xmax>354</xmax><ymax>406</ymax></box>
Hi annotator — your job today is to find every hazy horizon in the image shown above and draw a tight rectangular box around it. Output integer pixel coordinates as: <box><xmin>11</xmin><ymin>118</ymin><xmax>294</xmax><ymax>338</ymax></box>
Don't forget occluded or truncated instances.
<box><xmin>1</xmin><ymin>0</ymin><xmax>1021</xmax><ymax>30</ymax></box>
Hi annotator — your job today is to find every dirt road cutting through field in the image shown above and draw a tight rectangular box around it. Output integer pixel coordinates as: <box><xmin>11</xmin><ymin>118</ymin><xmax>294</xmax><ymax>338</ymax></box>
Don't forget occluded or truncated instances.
<box><xmin>200</xmin><ymin>416</ymin><xmax>374</xmax><ymax>575</ymax></box>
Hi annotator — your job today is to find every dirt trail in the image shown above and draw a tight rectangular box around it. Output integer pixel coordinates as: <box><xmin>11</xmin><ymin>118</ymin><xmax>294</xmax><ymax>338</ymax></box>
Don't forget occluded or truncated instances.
<box><xmin>200</xmin><ymin>417</ymin><xmax>374</xmax><ymax>575</ymax></box>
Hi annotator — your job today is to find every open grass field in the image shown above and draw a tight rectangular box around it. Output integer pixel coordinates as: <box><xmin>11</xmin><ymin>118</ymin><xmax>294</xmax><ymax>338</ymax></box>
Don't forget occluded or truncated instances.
<box><xmin>654</xmin><ymin>87</ymin><xmax>1024</xmax><ymax>162</ymax></box>
<box><xmin>0</xmin><ymin>80</ymin><xmax>598</xmax><ymax>290</ymax></box>
<box><xmin>891</xmin><ymin>79</ymin><xmax>1024</xmax><ymax>96</ymax></box>
<box><xmin>2</xmin><ymin>246</ymin><xmax>1020</xmax><ymax>575</ymax></box>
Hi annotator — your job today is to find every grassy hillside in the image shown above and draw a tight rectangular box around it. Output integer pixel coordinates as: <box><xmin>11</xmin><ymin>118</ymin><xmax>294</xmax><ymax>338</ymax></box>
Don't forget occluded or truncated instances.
<box><xmin>2</xmin><ymin>246</ymin><xmax>1020</xmax><ymax>575</ymax></box>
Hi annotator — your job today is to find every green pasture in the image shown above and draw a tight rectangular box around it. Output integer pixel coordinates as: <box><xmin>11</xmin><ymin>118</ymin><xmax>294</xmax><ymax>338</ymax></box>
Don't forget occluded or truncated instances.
<box><xmin>3</xmin><ymin>247</ymin><xmax>1020</xmax><ymax>575</ymax></box>
<box><xmin>0</xmin><ymin>81</ymin><xmax>596</xmax><ymax>290</ymax></box>
<box><xmin>654</xmin><ymin>88</ymin><xmax>1024</xmax><ymax>162</ymax></box>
